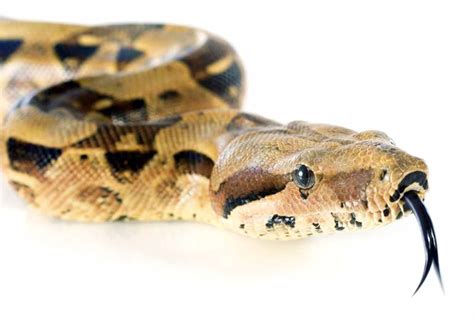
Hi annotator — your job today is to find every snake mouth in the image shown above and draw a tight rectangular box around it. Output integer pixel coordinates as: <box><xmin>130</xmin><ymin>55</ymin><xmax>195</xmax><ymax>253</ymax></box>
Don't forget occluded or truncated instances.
<box><xmin>402</xmin><ymin>191</ymin><xmax>443</xmax><ymax>295</ymax></box>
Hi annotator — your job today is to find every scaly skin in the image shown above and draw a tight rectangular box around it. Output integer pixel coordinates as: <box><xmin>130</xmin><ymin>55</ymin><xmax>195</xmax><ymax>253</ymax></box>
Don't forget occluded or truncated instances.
<box><xmin>0</xmin><ymin>20</ymin><xmax>429</xmax><ymax>240</ymax></box>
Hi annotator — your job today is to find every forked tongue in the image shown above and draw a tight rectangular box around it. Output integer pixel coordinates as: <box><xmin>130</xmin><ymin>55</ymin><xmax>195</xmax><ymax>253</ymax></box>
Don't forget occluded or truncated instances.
<box><xmin>403</xmin><ymin>191</ymin><xmax>444</xmax><ymax>295</ymax></box>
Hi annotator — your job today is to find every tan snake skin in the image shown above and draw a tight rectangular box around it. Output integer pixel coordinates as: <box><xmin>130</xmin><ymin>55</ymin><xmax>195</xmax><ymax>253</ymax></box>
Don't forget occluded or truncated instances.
<box><xmin>0</xmin><ymin>20</ymin><xmax>430</xmax><ymax>240</ymax></box>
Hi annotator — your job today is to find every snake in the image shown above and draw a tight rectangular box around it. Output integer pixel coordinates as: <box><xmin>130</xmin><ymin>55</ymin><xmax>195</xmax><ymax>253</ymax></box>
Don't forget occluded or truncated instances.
<box><xmin>0</xmin><ymin>20</ymin><xmax>442</xmax><ymax>294</ymax></box>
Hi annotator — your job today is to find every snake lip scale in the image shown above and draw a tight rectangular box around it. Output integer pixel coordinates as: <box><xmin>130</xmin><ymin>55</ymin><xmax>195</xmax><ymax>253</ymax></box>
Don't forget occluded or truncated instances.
<box><xmin>0</xmin><ymin>19</ymin><xmax>442</xmax><ymax>295</ymax></box>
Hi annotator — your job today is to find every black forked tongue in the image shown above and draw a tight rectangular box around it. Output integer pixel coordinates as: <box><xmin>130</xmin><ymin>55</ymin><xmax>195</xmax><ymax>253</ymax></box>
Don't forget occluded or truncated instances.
<box><xmin>403</xmin><ymin>191</ymin><xmax>444</xmax><ymax>296</ymax></box>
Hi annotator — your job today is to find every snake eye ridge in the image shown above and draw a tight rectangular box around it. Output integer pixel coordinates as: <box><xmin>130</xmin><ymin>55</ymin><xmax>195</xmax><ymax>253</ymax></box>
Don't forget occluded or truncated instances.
<box><xmin>292</xmin><ymin>164</ymin><xmax>316</xmax><ymax>190</ymax></box>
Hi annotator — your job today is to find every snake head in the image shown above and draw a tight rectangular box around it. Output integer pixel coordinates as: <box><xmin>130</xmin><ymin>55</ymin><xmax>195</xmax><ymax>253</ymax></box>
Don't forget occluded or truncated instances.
<box><xmin>210</xmin><ymin>121</ymin><xmax>429</xmax><ymax>240</ymax></box>
<box><xmin>210</xmin><ymin>119</ymin><xmax>441</xmax><ymax>294</ymax></box>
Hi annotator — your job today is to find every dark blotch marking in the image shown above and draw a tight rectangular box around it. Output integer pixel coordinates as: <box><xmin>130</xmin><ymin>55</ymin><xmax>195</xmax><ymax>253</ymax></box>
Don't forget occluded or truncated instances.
<box><xmin>299</xmin><ymin>189</ymin><xmax>309</xmax><ymax>200</ymax></box>
<box><xmin>265</xmin><ymin>214</ymin><xmax>296</xmax><ymax>229</ymax></box>
<box><xmin>396</xmin><ymin>211</ymin><xmax>404</xmax><ymax>220</ymax></box>
<box><xmin>173</xmin><ymin>150</ymin><xmax>214</xmax><ymax>178</ymax></box>
<box><xmin>390</xmin><ymin>171</ymin><xmax>428</xmax><ymax>202</ymax></box>
<box><xmin>214</xmin><ymin>167</ymin><xmax>291</xmax><ymax>218</ymax></box>
<box><xmin>182</xmin><ymin>38</ymin><xmax>228</xmax><ymax>70</ymax></box>
<box><xmin>30</xmin><ymin>80</ymin><xmax>150</xmax><ymax>123</ymax></box>
<box><xmin>180</xmin><ymin>36</ymin><xmax>244</xmax><ymax>105</ymax></box>
<box><xmin>239</xmin><ymin>224</ymin><xmax>245</xmax><ymax>229</ymax></box>
<box><xmin>223</xmin><ymin>187</ymin><xmax>283</xmax><ymax>219</ymax></box>
<box><xmin>117</xmin><ymin>46</ymin><xmax>144</xmax><ymax>70</ymax></box>
<box><xmin>335</xmin><ymin>224</ymin><xmax>345</xmax><ymax>231</ymax></box>
<box><xmin>350</xmin><ymin>213</ymin><xmax>363</xmax><ymax>228</ymax></box>
<box><xmin>105</xmin><ymin>151</ymin><xmax>156</xmax><ymax>174</ymax></box>
<box><xmin>54</xmin><ymin>43</ymin><xmax>99</xmax><ymax>71</ymax></box>
<box><xmin>332</xmin><ymin>213</ymin><xmax>345</xmax><ymax>231</ymax></box>
<box><xmin>198</xmin><ymin>61</ymin><xmax>242</xmax><ymax>106</ymax></box>
<box><xmin>30</xmin><ymin>81</ymin><xmax>109</xmax><ymax>116</ymax></box>
<box><xmin>73</xmin><ymin>115</ymin><xmax>182</xmax><ymax>151</ymax></box>
<box><xmin>0</xmin><ymin>39</ymin><xmax>23</xmax><ymax>64</ymax></box>
<box><xmin>312</xmin><ymin>223</ymin><xmax>322</xmax><ymax>233</ymax></box>
<box><xmin>383</xmin><ymin>208</ymin><xmax>390</xmax><ymax>217</ymax></box>
<box><xmin>7</xmin><ymin>138</ymin><xmax>62</xmax><ymax>172</ymax></box>
<box><xmin>361</xmin><ymin>199</ymin><xmax>368</xmax><ymax>209</ymax></box>
<box><xmin>114</xmin><ymin>215</ymin><xmax>134</xmax><ymax>222</ymax></box>
<box><xmin>98</xmin><ymin>98</ymin><xmax>148</xmax><ymax>123</ymax></box>
<box><xmin>99</xmin><ymin>187</ymin><xmax>123</xmax><ymax>204</ymax></box>
<box><xmin>159</xmin><ymin>90</ymin><xmax>181</xmax><ymax>101</ymax></box>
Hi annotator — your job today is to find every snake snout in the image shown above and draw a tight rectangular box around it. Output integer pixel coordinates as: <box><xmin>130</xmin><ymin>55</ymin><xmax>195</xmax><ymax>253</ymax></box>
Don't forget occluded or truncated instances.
<box><xmin>389</xmin><ymin>171</ymin><xmax>429</xmax><ymax>203</ymax></box>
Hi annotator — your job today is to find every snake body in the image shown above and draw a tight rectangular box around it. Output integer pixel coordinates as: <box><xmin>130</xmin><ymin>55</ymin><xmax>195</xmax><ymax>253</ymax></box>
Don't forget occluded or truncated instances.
<box><xmin>0</xmin><ymin>20</ymin><xmax>432</xmax><ymax>242</ymax></box>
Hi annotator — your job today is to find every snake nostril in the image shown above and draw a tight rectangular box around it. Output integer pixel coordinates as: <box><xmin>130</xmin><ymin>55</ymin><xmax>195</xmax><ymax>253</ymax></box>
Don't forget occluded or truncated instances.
<box><xmin>380</xmin><ymin>169</ymin><xmax>389</xmax><ymax>182</ymax></box>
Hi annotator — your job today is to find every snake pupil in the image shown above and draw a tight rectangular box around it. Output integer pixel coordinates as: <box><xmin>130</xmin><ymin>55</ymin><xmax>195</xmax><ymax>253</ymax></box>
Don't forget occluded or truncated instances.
<box><xmin>293</xmin><ymin>165</ymin><xmax>315</xmax><ymax>190</ymax></box>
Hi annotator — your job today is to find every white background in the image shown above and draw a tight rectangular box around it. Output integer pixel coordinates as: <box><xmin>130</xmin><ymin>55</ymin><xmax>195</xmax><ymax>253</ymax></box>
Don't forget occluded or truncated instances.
<box><xmin>1</xmin><ymin>1</ymin><xmax>473</xmax><ymax>315</ymax></box>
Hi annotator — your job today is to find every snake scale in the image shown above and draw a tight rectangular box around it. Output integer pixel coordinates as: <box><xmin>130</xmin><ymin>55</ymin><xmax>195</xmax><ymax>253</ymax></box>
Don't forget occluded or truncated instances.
<box><xmin>0</xmin><ymin>20</ymin><xmax>442</xmax><ymax>294</ymax></box>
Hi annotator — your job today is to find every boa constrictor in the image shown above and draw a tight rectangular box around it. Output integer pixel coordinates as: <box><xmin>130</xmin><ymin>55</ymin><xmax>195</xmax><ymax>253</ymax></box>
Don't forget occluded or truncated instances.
<box><xmin>0</xmin><ymin>20</ymin><xmax>442</xmax><ymax>294</ymax></box>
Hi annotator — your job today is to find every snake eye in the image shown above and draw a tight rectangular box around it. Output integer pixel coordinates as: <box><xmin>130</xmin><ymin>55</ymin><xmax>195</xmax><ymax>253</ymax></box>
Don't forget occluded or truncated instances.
<box><xmin>292</xmin><ymin>164</ymin><xmax>316</xmax><ymax>189</ymax></box>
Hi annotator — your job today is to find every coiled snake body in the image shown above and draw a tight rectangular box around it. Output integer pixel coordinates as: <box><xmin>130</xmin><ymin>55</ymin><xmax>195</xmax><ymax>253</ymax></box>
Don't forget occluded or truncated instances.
<box><xmin>0</xmin><ymin>20</ymin><xmax>441</xmax><ymax>293</ymax></box>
